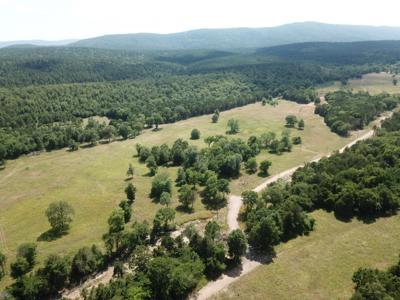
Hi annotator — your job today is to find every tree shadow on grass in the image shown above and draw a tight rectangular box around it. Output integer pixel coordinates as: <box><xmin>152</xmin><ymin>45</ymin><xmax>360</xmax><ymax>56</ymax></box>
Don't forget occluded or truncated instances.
<box><xmin>175</xmin><ymin>205</ymin><xmax>194</xmax><ymax>214</ymax></box>
<box><xmin>257</xmin><ymin>172</ymin><xmax>269</xmax><ymax>178</ymax></box>
<box><xmin>37</xmin><ymin>228</ymin><xmax>68</xmax><ymax>242</ymax></box>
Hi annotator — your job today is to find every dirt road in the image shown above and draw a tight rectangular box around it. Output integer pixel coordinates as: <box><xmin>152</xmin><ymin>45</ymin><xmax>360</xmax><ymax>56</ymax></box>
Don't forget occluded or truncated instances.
<box><xmin>191</xmin><ymin>112</ymin><xmax>392</xmax><ymax>300</ymax></box>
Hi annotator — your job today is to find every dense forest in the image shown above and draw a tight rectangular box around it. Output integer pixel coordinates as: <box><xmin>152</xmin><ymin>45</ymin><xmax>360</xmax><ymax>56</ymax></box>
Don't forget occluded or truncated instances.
<box><xmin>0</xmin><ymin>48</ymin><xmax>378</xmax><ymax>162</ymax></box>
<box><xmin>315</xmin><ymin>91</ymin><xmax>400</xmax><ymax>136</ymax></box>
<box><xmin>258</xmin><ymin>40</ymin><xmax>400</xmax><ymax>65</ymax></box>
<box><xmin>0</xmin><ymin>47</ymin><xmax>183</xmax><ymax>86</ymax></box>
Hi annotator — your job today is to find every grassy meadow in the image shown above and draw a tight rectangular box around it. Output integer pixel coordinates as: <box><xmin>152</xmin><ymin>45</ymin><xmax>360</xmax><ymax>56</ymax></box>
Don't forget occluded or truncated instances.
<box><xmin>0</xmin><ymin>99</ymin><xmax>364</xmax><ymax>289</ymax></box>
<box><xmin>215</xmin><ymin>210</ymin><xmax>400</xmax><ymax>300</ymax></box>
<box><xmin>318</xmin><ymin>72</ymin><xmax>400</xmax><ymax>95</ymax></box>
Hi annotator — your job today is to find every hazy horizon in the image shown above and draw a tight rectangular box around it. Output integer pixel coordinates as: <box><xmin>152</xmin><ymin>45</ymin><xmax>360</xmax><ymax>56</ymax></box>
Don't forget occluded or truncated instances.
<box><xmin>1</xmin><ymin>0</ymin><xmax>400</xmax><ymax>41</ymax></box>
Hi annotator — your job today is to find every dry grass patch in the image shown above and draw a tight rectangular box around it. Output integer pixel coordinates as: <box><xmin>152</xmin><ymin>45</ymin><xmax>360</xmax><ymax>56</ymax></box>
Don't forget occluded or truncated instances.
<box><xmin>215</xmin><ymin>210</ymin><xmax>400</xmax><ymax>300</ymax></box>
<box><xmin>318</xmin><ymin>72</ymin><xmax>400</xmax><ymax>95</ymax></box>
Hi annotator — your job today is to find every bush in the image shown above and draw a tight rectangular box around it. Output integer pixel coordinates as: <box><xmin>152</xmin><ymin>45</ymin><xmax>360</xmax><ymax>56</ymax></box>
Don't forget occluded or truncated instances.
<box><xmin>245</xmin><ymin>158</ymin><xmax>258</xmax><ymax>174</ymax></box>
<box><xmin>190</xmin><ymin>129</ymin><xmax>200</xmax><ymax>140</ymax></box>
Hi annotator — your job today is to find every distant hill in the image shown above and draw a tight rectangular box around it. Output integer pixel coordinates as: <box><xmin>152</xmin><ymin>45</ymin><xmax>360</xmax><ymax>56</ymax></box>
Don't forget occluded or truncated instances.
<box><xmin>71</xmin><ymin>22</ymin><xmax>400</xmax><ymax>51</ymax></box>
<box><xmin>0</xmin><ymin>47</ymin><xmax>182</xmax><ymax>86</ymax></box>
<box><xmin>257</xmin><ymin>40</ymin><xmax>400</xmax><ymax>65</ymax></box>
<box><xmin>0</xmin><ymin>39</ymin><xmax>78</xmax><ymax>49</ymax></box>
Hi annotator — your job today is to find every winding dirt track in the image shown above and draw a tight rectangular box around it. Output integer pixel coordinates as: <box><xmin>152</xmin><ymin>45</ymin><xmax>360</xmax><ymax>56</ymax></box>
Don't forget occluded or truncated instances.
<box><xmin>191</xmin><ymin>113</ymin><xmax>392</xmax><ymax>300</ymax></box>
<box><xmin>62</xmin><ymin>112</ymin><xmax>391</xmax><ymax>300</ymax></box>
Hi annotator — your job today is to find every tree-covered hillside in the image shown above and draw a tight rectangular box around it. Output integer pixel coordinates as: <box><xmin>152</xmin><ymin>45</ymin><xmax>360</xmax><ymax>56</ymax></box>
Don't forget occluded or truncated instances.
<box><xmin>0</xmin><ymin>47</ymin><xmax>183</xmax><ymax>86</ymax></box>
<box><xmin>71</xmin><ymin>22</ymin><xmax>400</xmax><ymax>51</ymax></box>
<box><xmin>258</xmin><ymin>40</ymin><xmax>400</xmax><ymax>65</ymax></box>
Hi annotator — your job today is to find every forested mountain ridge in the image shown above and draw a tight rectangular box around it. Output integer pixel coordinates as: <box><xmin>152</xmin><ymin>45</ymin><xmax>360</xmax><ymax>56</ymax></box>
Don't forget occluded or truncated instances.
<box><xmin>258</xmin><ymin>40</ymin><xmax>400</xmax><ymax>65</ymax></box>
<box><xmin>0</xmin><ymin>41</ymin><xmax>391</xmax><ymax>87</ymax></box>
<box><xmin>70</xmin><ymin>22</ymin><xmax>400</xmax><ymax>51</ymax></box>
<box><xmin>0</xmin><ymin>47</ymin><xmax>184</xmax><ymax>86</ymax></box>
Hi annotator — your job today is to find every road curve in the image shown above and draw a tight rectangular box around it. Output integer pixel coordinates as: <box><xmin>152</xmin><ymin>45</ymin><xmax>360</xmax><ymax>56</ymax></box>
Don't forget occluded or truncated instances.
<box><xmin>191</xmin><ymin>112</ymin><xmax>392</xmax><ymax>300</ymax></box>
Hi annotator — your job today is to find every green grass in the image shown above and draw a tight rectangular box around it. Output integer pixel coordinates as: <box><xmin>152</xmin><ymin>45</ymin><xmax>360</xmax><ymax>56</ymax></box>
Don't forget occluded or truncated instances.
<box><xmin>215</xmin><ymin>210</ymin><xmax>400</xmax><ymax>300</ymax></box>
<box><xmin>318</xmin><ymin>72</ymin><xmax>400</xmax><ymax>95</ymax></box>
<box><xmin>0</xmin><ymin>100</ymin><xmax>353</xmax><ymax>289</ymax></box>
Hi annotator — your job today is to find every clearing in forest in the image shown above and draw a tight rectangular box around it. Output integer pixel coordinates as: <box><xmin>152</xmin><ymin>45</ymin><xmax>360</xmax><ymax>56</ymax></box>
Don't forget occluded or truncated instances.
<box><xmin>0</xmin><ymin>100</ymin><xmax>359</xmax><ymax>289</ymax></box>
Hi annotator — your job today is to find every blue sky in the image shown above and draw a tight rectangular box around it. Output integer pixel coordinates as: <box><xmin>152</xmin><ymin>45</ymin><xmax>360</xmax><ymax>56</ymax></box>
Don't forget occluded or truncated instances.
<box><xmin>1</xmin><ymin>0</ymin><xmax>400</xmax><ymax>41</ymax></box>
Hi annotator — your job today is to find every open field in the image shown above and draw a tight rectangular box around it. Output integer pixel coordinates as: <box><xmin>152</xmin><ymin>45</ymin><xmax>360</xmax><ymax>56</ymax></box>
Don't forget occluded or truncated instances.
<box><xmin>318</xmin><ymin>72</ymin><xmax>400</xmax><ymax>95</ymax></box>
<box><xmin>0</xmin><ymin>100</ymin><xmax>360</xmax><ymax>289</ymax></box>
<box><xmin>215</xmin><ymin>210</ymin><xmax>400</xmax><ymax>300</ymax></box>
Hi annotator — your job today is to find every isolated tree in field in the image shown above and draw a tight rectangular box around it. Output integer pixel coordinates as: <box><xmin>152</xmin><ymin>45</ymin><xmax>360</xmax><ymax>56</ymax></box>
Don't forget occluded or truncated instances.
<box><xmin>285</xmin><ymin>115</ymin><xmax>298</xmax><ymax>127</ymax></box>
<box><xmin>227</xmin><ymin>229</ymin><xmax>247</xmax><ymax>262</ymax></box>
<box><xmin>211</xmin><ymin>113</ymin><xmax>219</xmax><ymax>123</ymax></box>
<box><xmin>125</xmin><ymin>182</ymin><xmax>136</xmax><ymax>204</ymax></box>
<box><xmin>190</xmin><ymin>128</ymin><xmax>200</xmax><ymax>140</ymax></box>
<box><xmin>298</xmin><ymin>119</ymin><xmax>305</xmax><ymax>130</ymax></box>
<box><xmin>146</xmin><ymin>155</ymin><xmax>158</xmax><ymax>176</ymax></box>
<box><xmin>159</xmin><ymin>192</ymin><xmax>172</xmax><ymax>207</ymax></box>
<box><xmin>45</xmin><ymin>201</ymin><xmax>74</xmax><ymax>234</ymax></box>
<box><xmin>259</xmin><ymin>160</ymin><xmax>272</xmax><ymax>176</ymax></box>
<box><xmin>126</xmin><ymin>163</ymin><xmax>134</xmax><ymax>179</ymax></box>
<box><xmin>393</xmin><ymin>77</ymin><xmax>398</xmax><ymax>86</ymax></box>
<box><xmin>153</xmin><ymin>113</ymin><xmax>164</xmax><ymax>130</ymax></box>
<box><xmin>227</xmin><ymin>119</ymin><xmax>239</xmax><ymax>134</ymax></box>
<box><xmin>0</xmin><ymin>250</ymin><xmax>5</xmax><ymax>279</ymax></box>
<box><xmin>178</xmin><ymin>184</ymin><xmax>196</xmax><ymax>211</ymax></box>
<box><xmin>119</xmin><ymin>200</ymin><xmax>132</xmax><ymax>223</ymax></box>
<box><xmin>245</xmin><ymin>157</ymin><xmax>258</xmax><ymax>174</ymax></box>
<box><xmin>150</xmin><ymin>173</ymin><xmax>172</xmax><ymax>201</ymax></box>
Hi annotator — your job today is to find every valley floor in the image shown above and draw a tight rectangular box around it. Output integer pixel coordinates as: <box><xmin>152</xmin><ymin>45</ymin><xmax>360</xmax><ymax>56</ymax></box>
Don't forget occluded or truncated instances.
<box><xmin>0</xmin><ymin>100</ymin><xmax>355</xmax><ymax>290</ymax></box>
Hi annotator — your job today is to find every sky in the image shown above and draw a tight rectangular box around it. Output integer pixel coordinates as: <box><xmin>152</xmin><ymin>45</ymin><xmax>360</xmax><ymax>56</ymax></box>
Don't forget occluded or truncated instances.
<box><xmin>1</xmin><ymin>0</ymin><xmax>400</xmax><ymax>41</ymax></box>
